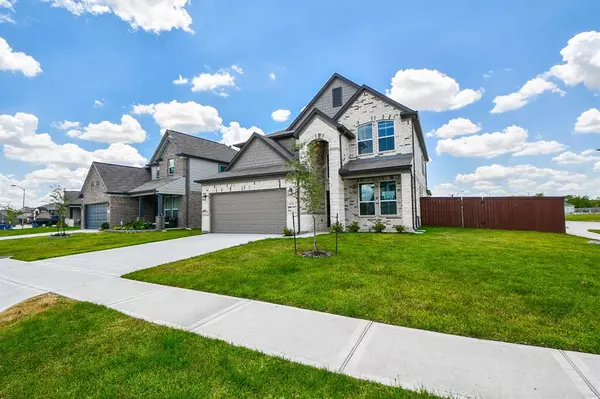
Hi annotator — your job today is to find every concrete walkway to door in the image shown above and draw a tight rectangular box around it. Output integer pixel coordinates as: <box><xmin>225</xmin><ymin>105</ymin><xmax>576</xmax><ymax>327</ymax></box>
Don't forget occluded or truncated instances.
<box><xmin>1</xmin><ymin>233</ymin><xmax>599</xmax><ymax>399</ymax></box>
<box><xmin>566</xmin><ymin>221</ymin><xmax>600</xmax><ymax>241</ymax></box>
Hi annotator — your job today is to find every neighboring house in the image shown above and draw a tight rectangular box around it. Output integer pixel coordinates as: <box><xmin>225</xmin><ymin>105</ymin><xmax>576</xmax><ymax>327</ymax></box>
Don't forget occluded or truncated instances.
<box><xmin>79</xmin><ymin>130</ymin><xmax>237</xmax><ymax>229</ymax></box>
<box><xmin>564</xmin><ymin>201</ymin><xmax>575</xmax><ymax>215</ymax></box>
<box><xmin>198</xmin><ymin>73</ymin><xmax>429</xmax><ymax>234</ymax></box>
<box><xmin>65</xmin><ymin>190</ymin><xmax>82</xmax><ymax>223</ymax></box>
<box><xmin>33</xmin><ymin>204</ymin><xmax>57</xmax><ymax>223</ymax></box>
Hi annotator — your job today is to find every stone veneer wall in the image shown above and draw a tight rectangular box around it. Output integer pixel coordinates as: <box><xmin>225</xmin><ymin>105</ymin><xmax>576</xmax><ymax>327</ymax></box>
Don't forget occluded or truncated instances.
<box><xmin>344</xmin><ymin>171</ymin><xmax>414</xmax><ymax>232</ymax></box>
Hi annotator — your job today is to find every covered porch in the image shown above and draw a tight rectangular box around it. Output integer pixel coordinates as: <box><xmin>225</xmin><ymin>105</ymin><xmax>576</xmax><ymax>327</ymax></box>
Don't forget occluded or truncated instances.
<box><xmin>128</xmin><ymin>177</ymin><xmax>185</xmax><ymax>229</ymax></box>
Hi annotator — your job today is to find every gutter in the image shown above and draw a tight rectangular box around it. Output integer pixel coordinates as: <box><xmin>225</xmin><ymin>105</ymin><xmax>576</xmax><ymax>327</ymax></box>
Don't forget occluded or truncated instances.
<box><xmin>185</xmin><ymin>156</ymin><xmax>190</xmax><ymax>228</ymax></box>
<box><xmin>411</xmin><ymin>123</ymin><xmax>417</xmax><ymax>230</ymax></box>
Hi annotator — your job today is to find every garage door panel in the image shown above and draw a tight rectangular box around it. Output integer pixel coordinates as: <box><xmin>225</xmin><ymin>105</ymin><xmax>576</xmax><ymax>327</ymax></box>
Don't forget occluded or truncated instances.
<box><xmin>211</xmin><ymin>190</ymin><xmax>286</xmax><ymax>234</ymax></box>
<box><xmin>85</xmin><ymin>203</ymin><xmax>108</xmax><ymax>230</ymax></box>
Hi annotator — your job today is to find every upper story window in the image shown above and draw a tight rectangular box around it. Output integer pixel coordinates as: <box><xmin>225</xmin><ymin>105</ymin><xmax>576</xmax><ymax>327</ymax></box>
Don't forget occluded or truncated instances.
<box><xmin>218</xmin><ymin>164</ymin><xmax>227</xmax><ymax>173</ymax></box>
<box><xmin>156</xmin><ymin>165</ymin><xmax>160</xmax><ymax>179</ymax></box>
<box><xmin>359</xmin><ymin>183</ymin><xmax>375</xmax><ymax>216</ymax></box>
<box><xmin>377</xmin><ymin>120</ymin><xmax>395</xmax><ymax>152</ymax></box>
<box><xmin>332</xmin><ymin>87</ymin><xmax>342</xmax><ymax>107</ymax></box>
<box><xmin>168</xmin><ymin>159</ymin><xmax>175</xmax><ymax>175</ymax></box>
<box><xmin>357</xmin><ymin>124</ymin><xmax>373</xmax><ymax>155</ymax></box>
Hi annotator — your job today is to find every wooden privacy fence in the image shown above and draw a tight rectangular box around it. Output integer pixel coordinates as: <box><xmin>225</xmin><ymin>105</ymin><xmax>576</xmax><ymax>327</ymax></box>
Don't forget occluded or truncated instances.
<box><xmin>420</xmin><ymin>197</ymin><xmax>566</xmax><ymax>233</ymax></box>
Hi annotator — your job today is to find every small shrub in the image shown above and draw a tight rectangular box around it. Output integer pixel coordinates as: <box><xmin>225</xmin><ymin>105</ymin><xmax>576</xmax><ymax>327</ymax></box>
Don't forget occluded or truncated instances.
<box><xmin>283</xmin><ymin>227</ymin><xmax>294</xmax><ymax>236</ymax></box>
<box><xmin>347</xmin><ymin>221</ymin><xmax>360</xmax><ymax>233</ymax></box>
<box><xmin>372</xmin><ymin>220</ymin><xmax>386</xmax><ymax>233</ymax></box>
<box><xmin>330</xmin><ymin>221</ymin><xmax>344</xmax><ymax>233</ymax></box>
<box><xmin>394</xmin><ymin>225</ymin><xmax>405</xmax><ymax>233</ymax></box>
<box><xmin>100</xmin><ymin>222</ymin><xmax>109</xmax><ymax>230</ymax></box>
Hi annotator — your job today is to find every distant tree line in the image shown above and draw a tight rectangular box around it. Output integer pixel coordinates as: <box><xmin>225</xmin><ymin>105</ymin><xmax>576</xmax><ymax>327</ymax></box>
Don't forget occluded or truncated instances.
<box><xmin>565</xmin><ymin>195</ymin><xmax>600</xmax><ymax>208</ymax></box>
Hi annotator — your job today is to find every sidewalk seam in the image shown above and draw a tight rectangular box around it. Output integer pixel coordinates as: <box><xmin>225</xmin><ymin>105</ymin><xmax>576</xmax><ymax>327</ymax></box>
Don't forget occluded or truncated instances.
<box><xmin>189</xmin><ymin>299</ymin><xmax>252</xmax><ymax>331</ymax></box>
<box><xmin>338</xmin><ymin>321</ymin><xmax>373</xmax><ymax>372</ymax></box>
<box><xmin>105</xmin><ymin>285</ymin><xmax>172</xmax><ymax>306</ymax></box>
<box><xmin>560</xmin><ymin>350</ymin><xmax>600</xmax><ymax>399</ymax></box>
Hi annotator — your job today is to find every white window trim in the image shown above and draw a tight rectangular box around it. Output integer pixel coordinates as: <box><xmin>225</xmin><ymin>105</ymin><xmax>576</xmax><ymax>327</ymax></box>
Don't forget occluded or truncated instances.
<box><xmin>359</xmin><ymin>182</ymin><xmax>376</xmax><ymax>217</ymax></box>
<box><xmin>357</xmin><ymin>123</ymin><xmax>374</xmax><ymax>155</ymax></box>
<box><xmin>379</xmin><ymin>180</ymin><xmax>398</xmax><ymax>216</ymax></box>
<box><xmin>377</xmin><ymin>120</ymin><xmax>395</xmax><ymax>153</ymax></box>
<box><xmin>168</xmin><ymin>159</ymin><xmax>175</xmax><ymax>175</ymax></box>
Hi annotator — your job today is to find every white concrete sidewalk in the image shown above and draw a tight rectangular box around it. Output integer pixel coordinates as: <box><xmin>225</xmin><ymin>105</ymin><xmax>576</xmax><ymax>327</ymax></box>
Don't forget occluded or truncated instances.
<box><xmin>0</xmin><ymin>229</ymin><xmax>97</xmax><ymax>241</ymax></box>
<box><xmin>566</xmin><ymin>221</ymin><xmax>600</xmax><ymax>241</ymax></box>
<box><xmin>1</xmin><ymin>233</ymin><xmax>599</xmax><ymax>398</ymax></box>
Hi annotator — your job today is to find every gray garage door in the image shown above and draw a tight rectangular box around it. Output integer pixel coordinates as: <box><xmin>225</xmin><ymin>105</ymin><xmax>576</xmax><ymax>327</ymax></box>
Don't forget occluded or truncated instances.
<box><xmin>211</xmin><ymin>189</ymin><xmax>286</xmax><ymax>233</ymax></box>
<box><xmin>85</xmin><ymin>203</ymin><xmax>108</xmax><ymax>230</ymax></box>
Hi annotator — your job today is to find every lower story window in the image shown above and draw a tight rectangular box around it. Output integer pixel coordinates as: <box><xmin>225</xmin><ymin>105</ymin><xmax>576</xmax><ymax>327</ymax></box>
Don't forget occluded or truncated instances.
<box><xmin>359</xmin><ymin>183</ymin><xmax>375</xmax><ymax>216</ymax></box>
<box><xmin>380</xmin><ymin>181</ymin><xmax>397</xmax><ymax>215</ymax></box>
<box><xmin>164</xmin><ymin>196</ymin><xmax>179</xmax><ymax>218</ymax></box>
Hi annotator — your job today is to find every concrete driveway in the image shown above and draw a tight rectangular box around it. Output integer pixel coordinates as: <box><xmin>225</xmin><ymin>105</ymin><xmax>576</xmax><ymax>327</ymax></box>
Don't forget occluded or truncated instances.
<box><xmin>37</xmin><ymin>233</ymin><xmax>278</xmax><ymax>276</ymax></box>
<box><xmin>566</xmin><ymin>221</ymin><xmax>600</xmax><ymax>240</ymax></box>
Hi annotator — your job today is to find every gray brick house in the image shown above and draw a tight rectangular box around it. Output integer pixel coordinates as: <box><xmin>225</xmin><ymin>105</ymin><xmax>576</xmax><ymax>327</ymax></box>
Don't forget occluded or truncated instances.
<box><xmin>198</xmin><ymin>73</ymin><xmax>429</xmax><ymax>234</ymax></box>
<box><xmin>80</xmin><ymin>130</ymin><xmax>237</xmax><ymax>229</ymax></box>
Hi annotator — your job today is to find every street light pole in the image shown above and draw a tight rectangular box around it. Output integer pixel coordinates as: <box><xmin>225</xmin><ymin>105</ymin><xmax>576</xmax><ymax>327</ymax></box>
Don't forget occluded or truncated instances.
<box><xmin>10</xmin><ymin>184</ymin><xmax>25</xmax><ymax>227</ymax></box>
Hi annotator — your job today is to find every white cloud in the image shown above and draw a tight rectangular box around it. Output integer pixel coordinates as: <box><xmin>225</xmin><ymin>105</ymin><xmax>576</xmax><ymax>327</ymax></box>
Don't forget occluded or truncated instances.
<box><xmin>548</xmin><ymin>31</ymin><xmax>600</xmax><ymax>90</ymax></box>
<box><xmin>66</xmin><ymin>114</ymin><xmax>146</xmax><ymax>144</ymax></box>
<box><xmin>483</xmin><ymin>70</ymin><xmax>493</xmax><ymax>79</ymax></box>
<box><xmin>574</xmin><ymin>108</ymin><xmax>600</xmax><ymax>133</ymax></box>
<box><xmin>0</xmin><ymin>112</ymin><xmax>147</xmax><ymax>168</ymax></box>
<box><xmin>436</xmin><ymin>125</ymin><xmax>565</xmax><ymax>158</ymax></box>
<box><xmin>231</xmin><ymin>65</ymin><xmax>243</xmax><ymax>74</ymax></box>
<box><xmin>173</xmin><ymin>74</ymin><xmax>188</xmax><ymax>85</ymax></box>
<box><xmin>191</xmin><ymin>71</ymin><xmax>236</xmax><ymax>95</ymax></box>
<box><xmin>386</xmin><ymin>69</ymin><xmax>483</xmax><ymax>111</ymax></box>
<box><xmin>42</xmin><ymin>0</ymin><xmax>193</xmax><ymax>34</ymax></box>
<box><xmin>0</xmin><ymin>0</ymin><xmax>15</xmax><ymax>8</ymax></box>
<box><xmin>131</xmin><ymin>100</ymin><xmax>222</xmax><ymax>134</ymax></box>
<box><xmin>426</xmin><ymin>118</ymin><xmax>481</xmax><ymax>138</ymax></box>
<box><xmin>0</xmin><ymin>13</ymin><xmax>15</xmax><ymax>23</ymax></box>
<box><xmin>0</xmin><ymin>37</ymin><xmax>42</xmax><ymax>77</ymax></box>
<box><xmin>431</xmin><ymin>183</ymin><xmax>458</xmax><ymax>196</ymax></box>
<box><xmin>448</xmin><ymin>163</ymin><xmax>599</xmax><ymax>197</ymax></box>
<box><xmin>269</xmin><ymin>72</ymin><xmax>276</xmax><ymax>80</ymax></box>
<box><xmin>271</xmin><ymin>109</ymin><xmax>291</xmax><ymax>123</ymax></box>
<box><xmin>456</xmin><ymin>164</ymin><xmax>587</xmax><ymax>184</ymax></box>
<box><xmin>552</xmin><ymin>149</ymin><xmax>600</xmax><ymax>164</ymax></box>
<box><xmin>491</xmin><ymin>77</ymin><xmax>565</xmax><ymax>113</ymax></box>
<box><xmin>51</xmin><ymin>120</ymin><xmax>80</xmax><ymax>130</ymax></box>
<box><xmin>94</xmin><ymin>99</ymin><xmax>104</xmax><ymax>108</ymax></box>
<box><xmin>219</xmin><ymin>122</ymin><xmax>264</xmax><ymax>146</ymax></box>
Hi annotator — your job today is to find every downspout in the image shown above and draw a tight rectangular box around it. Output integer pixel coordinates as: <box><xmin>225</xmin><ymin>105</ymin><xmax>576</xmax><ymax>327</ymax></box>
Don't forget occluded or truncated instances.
<box><xmin>296</xmin><ymin>178</ymin><xmax>301</xmax><ymax>234</ymax></box>
<box><xmin>411</xmin><ymin>119</ymin><xmax>417</xmax><ymax>230</ymax></box>
<box><xmin>185</xmin><ymin>157</ymin><xmax>190</xmax><ymax>228</ymax></box>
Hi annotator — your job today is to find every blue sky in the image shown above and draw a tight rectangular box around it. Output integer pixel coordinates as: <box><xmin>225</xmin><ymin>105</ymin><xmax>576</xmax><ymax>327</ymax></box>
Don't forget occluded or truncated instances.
<box><xmin>1</xmin><ymin>0</ymin><xmax>599</xmax><ymax>206</ymax></box>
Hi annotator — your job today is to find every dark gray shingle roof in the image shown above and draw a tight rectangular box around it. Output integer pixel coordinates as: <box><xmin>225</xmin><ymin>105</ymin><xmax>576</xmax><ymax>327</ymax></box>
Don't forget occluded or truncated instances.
<box><xmin>339</xmin><ymin>154</ymin><xmax>413</xmax><ymax>177</ymax></box>
<box><xmin>64</xmin><ymin>190</ymin><xmax>82</xmax><ymax>205</ymax></box>
<box><xmin>128</xmin><ymin>177</ymin><xmax>184</xmax><ymax>195</ymax></box>
<box><xmin>93</xmin><ymin>162</ymin><xmax>151</xmax><ymax>194</ymax></box>
<box><xmin>196</xmin><ymin>165</ymin><xmax>292</xmax><ymax>183</ymax></box>
<box><xmin>166</xmin><ymin>130</ymin><xmax>238</xmax><ymax>163</ymax></box>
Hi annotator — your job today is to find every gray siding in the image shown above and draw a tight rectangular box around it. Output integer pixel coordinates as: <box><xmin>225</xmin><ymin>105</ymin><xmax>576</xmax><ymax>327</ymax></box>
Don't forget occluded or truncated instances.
<box><xmin>189</xmin><ymin>157</ymin><xmax>223</xmax><ymax>192</ymax></box>
<box><xmin>291</xmin><ymin>77</ymin><xmax>358</xmax><ymax>130</ymax></box>
<box><xmin>274</xmin><ymin>137</ymin><xmax>294</xmax><ymax>152</ymax></box>
<box><xmin>229</xmin><ymin>138</ymin><xmax>284</xmax><ymax>171</ymax></box>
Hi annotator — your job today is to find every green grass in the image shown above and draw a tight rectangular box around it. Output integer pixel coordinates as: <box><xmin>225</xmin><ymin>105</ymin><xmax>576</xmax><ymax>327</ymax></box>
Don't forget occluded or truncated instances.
<box><xmin>0</xmin><ymin>226</ymin><xmax>80</xmax><ymax>236</ymax></box>
<box><xmin>0</xmin><ymin>229</ymin><xmax>202</xmax><ymax>261</ymax></box>
<box><xmin>0</xmin><ymin>295</ymin><xmax>435</xmax><ymax>398</ymax></box>
<box><xmin>566</xmin><ymin>213</ymin><xmax>600</xmax><ymax>222</ymax></box>
<box><xmin>590</xmin><ymin>229</ymin><xmax>600</xmax><ymax>235</ymax></box>
<box><xmin>127</xmin><ymin>228</ymin><xmax>600</xmax><ymax>354</ymax></box>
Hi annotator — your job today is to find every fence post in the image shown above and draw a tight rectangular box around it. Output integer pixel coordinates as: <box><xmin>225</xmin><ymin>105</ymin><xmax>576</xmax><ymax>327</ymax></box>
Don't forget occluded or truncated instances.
<box><xmin>460</xmin><ymin>197</ymin><xmax>465</xmax><ymax>228</ymax></box>
<box><xmin>292</xmin><ymin>211</ymin><xmax>297</xmax><ymax>255</ymax></box>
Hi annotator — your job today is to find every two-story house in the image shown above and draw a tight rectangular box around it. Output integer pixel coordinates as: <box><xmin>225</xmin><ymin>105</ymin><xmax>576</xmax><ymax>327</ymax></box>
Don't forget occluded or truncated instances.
<box><xmin>198</xmin><ymin>73</ymin><xmax>429</xmax><ymax>234</ymax></box>
<box><xmin>79</xmin><ymin>130</ymin><xmax>237</xmax><ymax>229</ymax></box>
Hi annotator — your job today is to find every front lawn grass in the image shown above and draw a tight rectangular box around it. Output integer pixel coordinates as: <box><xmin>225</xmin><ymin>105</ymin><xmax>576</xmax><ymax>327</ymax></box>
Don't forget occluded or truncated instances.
<box><xmin>566</xmin><ymin>213</ymin><xmax>600</xmax><ymax>222</ymax></box>
<box><xmin>590</xmin><ymin>229</ymin><xmax>600</xmax><ymax>235</ymax></box>
<box><xmin>0</xmin><ymin>229</ymin><xmax>202</xmax><ymax>261</ymax></box>
<box><xmin>0</xmin><ymin>295</ymin><xmax>434</xmax><ymax>398</ymax></box>
<box><xmin>0</xmin><ymin>226</ymin><xmax>80</xmax><ymax>236</ymax></box>
<box><xmin>127</xmin><ymin>228</ymin><xmax>600</xmax><ymax>354</ymax></box>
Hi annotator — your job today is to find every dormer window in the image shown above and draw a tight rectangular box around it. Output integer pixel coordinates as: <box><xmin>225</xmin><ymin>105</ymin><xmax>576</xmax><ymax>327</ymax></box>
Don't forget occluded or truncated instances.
<box><xmin>332</xmin><ymin>87</ymin><xmax>342</xmax><ymax>107</ymax></box>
